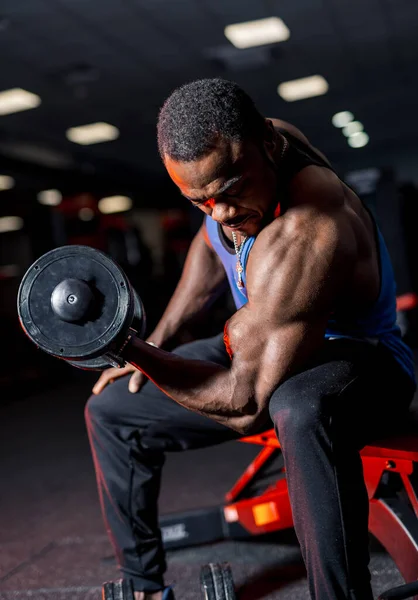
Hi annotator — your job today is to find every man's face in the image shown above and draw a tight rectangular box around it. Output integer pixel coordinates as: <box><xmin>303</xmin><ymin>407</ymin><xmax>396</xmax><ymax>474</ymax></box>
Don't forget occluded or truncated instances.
<box><xmin>164</xmin><ymin>132</ymin><xmax>278</xmax><ymax>236</ymax></box>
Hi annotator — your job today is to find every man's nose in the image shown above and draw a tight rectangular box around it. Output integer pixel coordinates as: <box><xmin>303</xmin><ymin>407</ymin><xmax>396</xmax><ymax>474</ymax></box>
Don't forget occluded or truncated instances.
<box><xmin>211</xmin><ymin>200</ymin><xmax>232</xmax><ymax>223</ymax></box>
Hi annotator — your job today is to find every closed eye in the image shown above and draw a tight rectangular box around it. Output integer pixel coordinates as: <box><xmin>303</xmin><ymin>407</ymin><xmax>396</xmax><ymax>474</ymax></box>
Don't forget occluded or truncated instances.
<box><xmin>183</xmin><ymin>177</ymin><xmax>247</xmax><ymax>204</ymax></box>
<box><xmin>224</xmin><ymin>180</ymin><xmax>248</xmax><ymax>198</ymax></box>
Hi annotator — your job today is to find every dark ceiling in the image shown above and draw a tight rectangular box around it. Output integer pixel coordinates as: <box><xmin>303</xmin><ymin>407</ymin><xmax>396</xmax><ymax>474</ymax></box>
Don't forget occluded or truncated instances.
<box><xmin>0</xmin><ymin>0</ymin><xmax>417</xmax><ymax>207</ymax></box>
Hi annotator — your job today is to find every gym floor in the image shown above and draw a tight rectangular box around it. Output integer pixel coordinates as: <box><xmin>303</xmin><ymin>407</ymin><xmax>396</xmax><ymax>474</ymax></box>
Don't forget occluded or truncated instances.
<box><xmin>1</xmin><ymin>356</ymin><xmax>418</xmax><ymax>600</ymax></box>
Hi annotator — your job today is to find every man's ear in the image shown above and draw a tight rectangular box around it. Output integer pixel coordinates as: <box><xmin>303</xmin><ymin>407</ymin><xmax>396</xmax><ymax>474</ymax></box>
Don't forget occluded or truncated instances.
<box><xmin>263</xmin><ymin>119</ymin><xmax>277</xmax><ymax>162</ymax></box>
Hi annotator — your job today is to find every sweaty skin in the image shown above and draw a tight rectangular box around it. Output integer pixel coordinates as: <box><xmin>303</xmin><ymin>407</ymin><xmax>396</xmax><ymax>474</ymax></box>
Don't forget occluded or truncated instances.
<box><xmin>123</xmin><ymin>119</ymin><xmax>380</xmax><ymax>435</ymax></box>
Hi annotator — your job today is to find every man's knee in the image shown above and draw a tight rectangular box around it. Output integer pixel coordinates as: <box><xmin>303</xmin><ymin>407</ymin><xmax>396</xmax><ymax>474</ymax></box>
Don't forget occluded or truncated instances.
<box><xmin>268</xmin><ymin>382</ymin><xmax>327</xmax><ymax>438</ymax></box>
<box><xmin>84</xmin><ymin>380</ymin><xmax>125</xmax><ymax>426</ymax></box>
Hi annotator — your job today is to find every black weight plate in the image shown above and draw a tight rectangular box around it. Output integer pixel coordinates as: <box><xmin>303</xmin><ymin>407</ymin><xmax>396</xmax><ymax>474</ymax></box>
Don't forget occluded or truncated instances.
<box><xmin>66</xmin><ymin>288</ymin><xmax>147</xmax><ymax>371</ymax></box>
<box><xmin>66</xmin><ymin>355</ymin><xmax>111</xmax><ymax>371</ymax></box>
<box><xmin>200</xmin><ymin>563</ymin><xmax>236</xmax><ymax>600</ymax></box>
<box><xmin>102</xmin><ymin>578</ymin><xmax>135</xmax><ymax>600</ymax></box>
<box><xmin>17</xmin><ymin>245</ymin><xmax>134</xmax><ymax>361</ymax></box>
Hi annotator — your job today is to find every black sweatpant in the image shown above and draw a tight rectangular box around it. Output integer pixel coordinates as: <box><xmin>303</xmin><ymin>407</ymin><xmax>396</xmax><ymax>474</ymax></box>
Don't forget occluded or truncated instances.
<box><xmin>85</xmin><ymin>333</ymin><xmax>415</xmax><ymax>599</ymax></box>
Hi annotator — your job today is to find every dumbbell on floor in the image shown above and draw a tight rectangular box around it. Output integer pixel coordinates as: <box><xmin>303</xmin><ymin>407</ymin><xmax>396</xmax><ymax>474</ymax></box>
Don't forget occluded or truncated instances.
<box><xmin>200</xmin><ymin>563</ymin><xmax>236</xmax><ymax>600</ymax></box>
<box><xmin>103</xmin><ymin>578</ymin><xmax>135</xmax><ymax>600</ymax></box>
<box><xmin>100</xmin><ymin>567</ymin><xmax>236</xmax><ymax>600</ymax></box>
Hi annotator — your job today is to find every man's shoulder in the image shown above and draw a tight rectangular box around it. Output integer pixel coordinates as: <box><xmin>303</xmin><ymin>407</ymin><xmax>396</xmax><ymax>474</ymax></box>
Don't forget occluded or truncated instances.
<box><xmin>267</xmin><ymin>168</ymin><xmax>346</xmax><ymax>236</ymax></box>
<box><xmin>254</xmin><ymin>209</ymin><xmax>335</xmax><ymax>263</ymax></box>
<box><xmin>254</xmin><ymin>189</ymin><xmax>354</xmax><ymax>270</ymax></box>
<box><xmin>289</xmin><ymin>164</ymin><xmax>345</xmax><ymax>208</ymax></box>
<box><xmin>247</xmin><ymin>203</ymin><xmax>355</xmax><ymax>317</ymax></box>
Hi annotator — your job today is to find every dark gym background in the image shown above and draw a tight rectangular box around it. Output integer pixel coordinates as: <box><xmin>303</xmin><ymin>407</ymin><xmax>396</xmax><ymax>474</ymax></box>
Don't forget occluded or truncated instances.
<box><xmin>1</xmin><ymin>1</ymin><xmax>418</xmax><ymax>598</ymax></box>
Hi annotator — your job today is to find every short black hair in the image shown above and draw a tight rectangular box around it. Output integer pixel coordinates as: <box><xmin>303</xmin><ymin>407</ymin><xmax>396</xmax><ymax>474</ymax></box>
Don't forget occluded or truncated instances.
<box><xmin>157</xmin><ymin>78</ymin><xmax>265</xmax><ymax>162</ymax></box>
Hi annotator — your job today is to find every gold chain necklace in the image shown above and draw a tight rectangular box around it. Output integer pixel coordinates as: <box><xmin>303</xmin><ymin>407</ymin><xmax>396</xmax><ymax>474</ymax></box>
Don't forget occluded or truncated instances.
<box><xmin>281</xmin><ymin>136</ymin><xmax>288</xmax><ymax>158</ymax></box>
<box><xmin>231</xmin><ymin>230</ymin><xmax>247</xmax><ymax>289</ymax></box>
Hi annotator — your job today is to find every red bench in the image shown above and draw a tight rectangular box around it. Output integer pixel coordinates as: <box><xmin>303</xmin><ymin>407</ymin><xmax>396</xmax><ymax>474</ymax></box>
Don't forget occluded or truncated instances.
<box><xmin>159</xmin><ymin>414</ymin><xmax>418</xmax><ymax>597</ymax></box>
<box><xmin>223</xmin><ymin>424</ymin><xmax>418</xmax><ymax>590</ymax></box>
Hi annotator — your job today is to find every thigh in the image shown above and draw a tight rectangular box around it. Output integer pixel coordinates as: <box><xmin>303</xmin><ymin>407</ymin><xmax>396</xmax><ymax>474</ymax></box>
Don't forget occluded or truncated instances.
<box><xmin>320</xmin><ymin>339</ymin><xmax>414</xmax><ymax>443</ymax></box>
<box><xmin>270</xmin><ymin>338</ymin><xmax>415</xmax><ymax>447</ymax></box>
<box><xmin>333</xmin><ymin>340</ymin><xmax>415</xmax><ymax>445</ymax></box>
<box><xmin>88</xmin><ymin>332</ymin><xmax>242</xmax><ymax>450</ymax></box>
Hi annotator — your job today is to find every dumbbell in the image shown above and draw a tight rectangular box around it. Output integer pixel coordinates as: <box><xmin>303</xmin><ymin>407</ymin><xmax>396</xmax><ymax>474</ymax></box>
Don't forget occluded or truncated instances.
<box><xmin>101</xmin><ymin>567</ymin><xmax>236</xmax><ymax>600</ymax></box>
<box><xmin>200</xmin><ymin>563</ymin><xmax>236</xmax><ymax>600</ymax></box>
<box><xmin>102</xmin><ymin>569</ymin><xmax>418</xmax><ymax>600</ymax></box>
<box><xmin>103</xmin><ymin>579</ymin><xmax>135</xmax><ymax>600</ymax></box>
<box><xmin>17</xmin><ymin>245</ymin><xmax>146</xmax><ymax>371</ymax></box>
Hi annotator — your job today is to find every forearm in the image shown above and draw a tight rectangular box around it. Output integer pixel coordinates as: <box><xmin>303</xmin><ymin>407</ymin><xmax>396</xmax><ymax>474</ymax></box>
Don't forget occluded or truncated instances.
<box><xmin>123</xmin><ymin>337</ymin><xmax>258</xmax><ymax>433</ymax></box>
<box><xmin>149</xmin><ymin>226</ymin><xmax>227</xmax><ymax>347</ymax></box>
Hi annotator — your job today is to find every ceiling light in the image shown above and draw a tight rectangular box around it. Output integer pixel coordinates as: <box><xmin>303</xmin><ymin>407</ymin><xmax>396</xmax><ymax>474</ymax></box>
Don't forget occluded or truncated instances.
<box><xmin>0</xmin><ymin>175</ymin><xmax>15</xmax><ymax>190</ymax></box>
<box><xmin>278</xmin><ymin>75</ymin><xmax>329</xmax><ymax>102</ymax></box>
<box><xmin>224</xmin><ymin>17</ymin><xmax>290</xmax><ymax>49</ymax></box>
<box><xmin>38</xmin><ymin>189</ymin><xmax>62</xmax><ymax>206</ymax></box>
<box><xmin>342</xmin><ymin>121</ymin><xmax>364</xmax><ymax>137</ymax></box>
<box><xmin>0</xmin><ymin>88</ymin><xmax>41</xmax><ymax>116</ymax></box>
<box><xmin>0</xmin><ymin>216</ymin><xmax>24</xmax><ymax>233</ymax></box>
<box><xmin>347</xmin><ymin>132</ymin><xmax>369</xmax><ymax>148</ymax></box>
<box><xmin>98</xmin><ymin>195</ymin><xmax>132</xmax><ymax>214</ymax></box>
<box><xmin>78</xmin><ymin>207</ymin><xmax>95</xmax><ymax>221</ymax></box>
<box><xmin>332</xmin><ymin>111</ymin><xmax>354</xmax><ymax>128</ymax></box>
<box><xmin>66</xmin><ymin>122</ymin><xmax>119</xmax><ymax>145</ymax></box>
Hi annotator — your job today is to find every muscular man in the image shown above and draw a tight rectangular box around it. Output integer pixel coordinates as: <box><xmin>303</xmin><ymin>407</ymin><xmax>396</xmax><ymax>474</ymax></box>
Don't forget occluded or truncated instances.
<box><xmin>86</xmin><ymin>78</ymin><xmax>416</xmax><ymax>600</ymax></box>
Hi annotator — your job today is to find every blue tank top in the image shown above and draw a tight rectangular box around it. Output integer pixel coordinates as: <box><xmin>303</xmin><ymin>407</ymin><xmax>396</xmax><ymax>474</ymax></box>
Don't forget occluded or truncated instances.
<box><xmin>205</xmin><ymin>201</ymin><xmax>415</xmax><ymax>384</ymax></box>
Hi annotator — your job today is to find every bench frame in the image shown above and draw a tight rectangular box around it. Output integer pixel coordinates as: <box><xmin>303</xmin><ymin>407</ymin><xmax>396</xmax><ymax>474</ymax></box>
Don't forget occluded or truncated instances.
<box><xmin>159</xmin><ymin>428</ymin><xmax>418</xmax><ymax>596</ymax></box>
<box><xmin>223</xmin><ymin>430</ymin><xmax>418</xmax><ymax>591</ymax></box>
